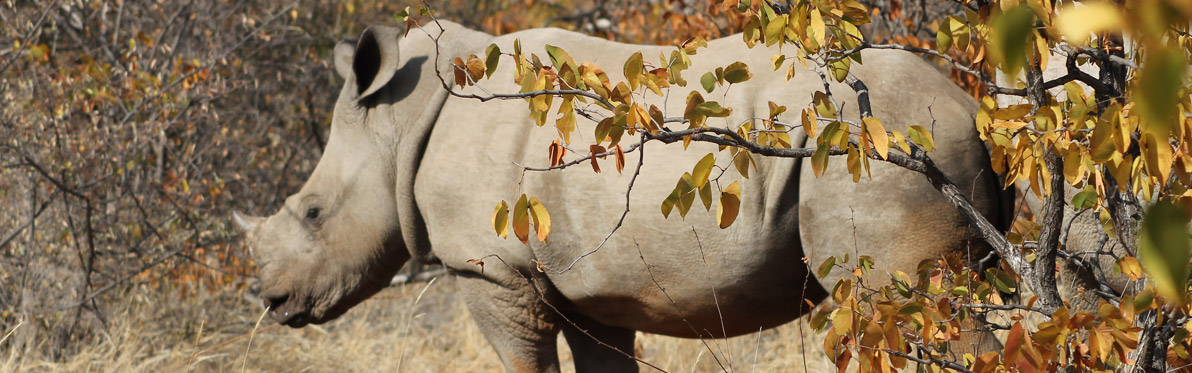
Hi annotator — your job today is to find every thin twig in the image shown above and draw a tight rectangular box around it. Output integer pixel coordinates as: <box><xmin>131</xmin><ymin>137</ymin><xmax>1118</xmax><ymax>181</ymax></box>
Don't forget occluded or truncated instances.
<box><xmin>555</xmin><ymin>133</ymin><xmax>647</xmax><ymax>273</ymax></box>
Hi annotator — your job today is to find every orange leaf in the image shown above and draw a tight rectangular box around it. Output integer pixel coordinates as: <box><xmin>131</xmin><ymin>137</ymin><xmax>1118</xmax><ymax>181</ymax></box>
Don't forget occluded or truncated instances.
<box><xmin>512</xmin><ymin>194</ymin><xmax>530</xmax><ymax>243</ymax></box>
<box><xmin>614</xmin><ymin>145</ymin><xmax>626</xmax><ymax>174</ymax></box>
<box><xmin>528</xmin><ymin>197</ymin><xmax>551</xmax><ymax>242</ymax></box>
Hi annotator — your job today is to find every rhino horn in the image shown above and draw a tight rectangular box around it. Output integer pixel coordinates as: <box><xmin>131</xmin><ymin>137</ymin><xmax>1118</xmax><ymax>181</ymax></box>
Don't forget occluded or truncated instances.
<box><xmin>335</xmin><ymin>25</ymin><xmax>402</xmax><ymax>100</ymax></box>
<box><xmin>231</xmin><ymin>210</ymin><xmax>265</xmax><ymax>233</ymax></box>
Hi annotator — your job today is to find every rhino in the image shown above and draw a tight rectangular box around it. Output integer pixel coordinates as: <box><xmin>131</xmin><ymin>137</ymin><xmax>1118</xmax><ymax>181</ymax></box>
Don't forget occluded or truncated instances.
<box><xmin>234</xmin><ymin>21</ymin><xmax>1008</xmax><ymax>371</ymax></box>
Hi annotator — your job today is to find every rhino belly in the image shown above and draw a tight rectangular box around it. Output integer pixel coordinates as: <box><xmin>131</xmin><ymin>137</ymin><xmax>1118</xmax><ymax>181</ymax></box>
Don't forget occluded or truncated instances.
<box><xmin>549</xmin><ymin>232</ymin><xmax>826</xmax><ymax>339</ymax></box>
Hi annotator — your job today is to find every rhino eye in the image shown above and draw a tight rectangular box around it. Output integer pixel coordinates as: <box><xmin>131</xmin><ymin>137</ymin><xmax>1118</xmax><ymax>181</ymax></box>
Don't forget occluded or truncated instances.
<box><xmin>305</xmin><ymin>207</ymin><xmax>321</xmax><ymax>220</ymax></box>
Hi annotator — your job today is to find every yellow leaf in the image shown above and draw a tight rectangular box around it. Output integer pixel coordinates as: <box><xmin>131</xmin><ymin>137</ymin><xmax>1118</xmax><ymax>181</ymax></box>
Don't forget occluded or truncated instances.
<box><xmin>661</xmin><ymin>189</ymin><xmax>679</xmax><ymax>218</ymax></box>
<box><xmin>936</xmin><ymin>18</ymin><xmax>954</xmax><ymax>53</ymax></box>
<box><xmin>890</xmin><ymin>130</ymin><xmax>910</xmax><ymax>154</ymax></box>
<box><xmin>992</xmin><ymin>104</ymin><xmax>1033</xmax><ymax>120</ymax></box>
<box><xmin>717</xmin><ymin>181</ymin><xmax>741</xmax><ymax>229</ymax></box>
<box><xmin>691</xmin><ymin>153</ymin><xmax>716</xmax><ymax>187</ymax></box>
<box><xmin>846</xmin><ymin>145</ymin><xmax>862</xmax><ymax>182</ymax></box>
<box><xmin>863</xmin><ymin>117</ymin><xmax>888</xmax><ymax>159</ymax></box>
<box><xmin>828</xmin><ymin>57</ymin><xmax>850</xmax><ymax>82</ymax></box>
<box><xmin>624</xmin><ymin>51</ymin><xmax>643</xmax><ymax>90</ymax></box>
<box><xmin>993</xmin><ymin>121</ymin><xmax>1030</xmax><ymax>130</ymax></box>
<box><xmin>764</xmin><ymin>14</ymin><xmax>788</xmax><ymax>47</ymax></box>
<box><xmin>734</xmin><ymin>150</ymin><xmax>754</xmax><ymax>179</ymax></box>
<box><xmin>802</xmin><ymin>108</ymin><xmax>818</xmax><ymax>138</ymax></box>
<box><xmin>1063</xmin><ymin>144</ymin><xmax>1087</xmax><ymax>186</ymax></box>
<box><xmin>811</xmin><ymin>144</ymin><xmax>830</xmax><ymax>177</ymax></box>
<box><xmin>1056</xmin><ymin>2</ymin><xmax>1123</xmax><ymax>45</ymax></box>
<box><xmin>813</xmin><ymin>91</ymin><xmax>836</xmax><ymax>119</ymax></box>
<box><xmin>1118</xmin><ymin>256</ymin><xmax>1143</xmax><ymax>281</ymax></box>
<box><xmin>1144</xmin><ymin>133</ymin><xmax>1173</xmax><ymax>187</ymax></box>
<box><xmin>907</xmin><ymin>125</ymin><xmax>935</xmax><ymax>152</ymax></box>
<box><xmin>1034</xmin><ymin>106</ymin><xmax>1057</xmax><ymax>132</ymax></box>
<box><xmin>492</xmin><ymin>200</ymin><xmax>510</xmax><ymax>239</ymax></box>
<box><xmin>809</xmin><ymin>9</ymin><xmax>826</xmax><ymax>47</ymax></box>
<box><xmin>528</xmin><ymin>197</ymin><xmax>551</xmax><ymax>242</ymax></box>
<box><xmin>557</xmin><ymin>97</ymin><xmax>575</xmax><ymax>144</ymax></box>
<box><xmin>699</xmin><ymin>182</ymin><xmax>712</xmax><ymax>211</ymax></box>
<box><xmin>949</xmin><ymin>16</ymin><xmax>970</xmax><ymax>52</ymax></box>
<box><xmin>513</xmin><ymin>194</ymin><xmax>530</xmax><ymax>243</ymax></box>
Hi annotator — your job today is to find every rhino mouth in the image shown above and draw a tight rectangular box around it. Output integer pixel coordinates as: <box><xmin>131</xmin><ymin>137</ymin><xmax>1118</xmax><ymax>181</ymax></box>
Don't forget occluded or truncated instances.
<box><xmin>262</xmin><ymin>290</ymin><xmax>315</xmax><ymax>328</ymax></box>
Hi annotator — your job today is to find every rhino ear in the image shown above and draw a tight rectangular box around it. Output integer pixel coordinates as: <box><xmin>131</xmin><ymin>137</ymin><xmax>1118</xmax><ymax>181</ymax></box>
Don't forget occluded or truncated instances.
<box><xmin>333</xmin><ymin>40</ymin><xmax>357</xmax><ymax>82</ymax></box>
<box><xmin>232</xmin><ymin>211</ymin><xmax>265</xmax><ymax>233</ymax></box>
<box><xmin>349</xmin><ymin>25</ymin><xmax>402</xmax><ymax>99</ymax></box>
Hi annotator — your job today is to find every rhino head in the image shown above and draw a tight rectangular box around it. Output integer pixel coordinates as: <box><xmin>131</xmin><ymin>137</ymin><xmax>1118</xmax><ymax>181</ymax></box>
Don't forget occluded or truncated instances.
<box><xmin>234</xmin><ymin>26</ymin><xmax>421</xmax><ymax>327</ymax></box>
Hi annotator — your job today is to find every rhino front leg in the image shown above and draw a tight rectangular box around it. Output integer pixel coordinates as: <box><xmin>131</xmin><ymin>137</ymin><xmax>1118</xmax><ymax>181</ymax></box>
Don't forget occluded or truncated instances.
<box><xmin>560</xmin><ymin>312</ymin><xmax>638</xmax><ymax>372</ymax></box>
<box><xmin>458</xmin><ymin>273</ymin><xmax>562</xmax><ymax>372</ymax></box>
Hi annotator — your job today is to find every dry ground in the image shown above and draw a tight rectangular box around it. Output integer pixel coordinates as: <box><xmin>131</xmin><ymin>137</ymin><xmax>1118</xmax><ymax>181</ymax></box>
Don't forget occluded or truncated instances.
<box><xmin>0</xmin><ymin>275</ymin><xmax>834</xmax><ymax>372</ymax></box>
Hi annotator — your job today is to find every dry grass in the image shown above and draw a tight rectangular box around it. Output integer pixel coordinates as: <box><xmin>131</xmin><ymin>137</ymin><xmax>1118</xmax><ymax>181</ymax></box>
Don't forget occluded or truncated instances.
<box><xmin>0</xmin><ymin>275</ymin><xmax>834</xmax><ymax>372</ymax></box>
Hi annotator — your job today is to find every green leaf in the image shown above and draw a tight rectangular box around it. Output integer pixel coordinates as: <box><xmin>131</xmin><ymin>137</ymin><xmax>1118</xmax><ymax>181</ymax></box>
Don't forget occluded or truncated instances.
<box><xmin>695</xmin><ymin>101</ymin><xmax>732</xmax><ymax>117</ymax></box>
<box><xmin>545</xmin><ymin>44</ymin><xmax>576</xmax><ymax>73</ymax></box>
<box><xmin>395</xmin><ymin>6</ymin><xmax>410</xmax><ymax>22</ymax></box>
<box><xmin>1137</xmin><ymin>48</ymin><xmax>1187</xmax><ymax>137</ymax></box>
<box><xmin>484</xmin><ymin>44</ymin><xmax>501</xmax><ymax>79</ymax></box>
<box><xmin>818</xmin><ymin>257</ymin><xmax>837</xmax><ymax>278</ymax></box>
<box><xmin>1071</xmin><ymin>186</ymin><xmax>1097</xmax><ymax>210</ymax></box>
<box><xmin>899</xmin><ymin>302</ymin><xmax>923</xmax><ymax>315</ymax></box>
<box><xmin>1138</xmin><ymin>200</ymin><xmax>1191</xmax><ymax>305</ymax></box>
<box><xmin>993</xmin><ymin>6</ymin><xmax>1036</xmax><ymax>77</ymax></box>
<box><xmin>700</xmin><ymin>71</ymin><xmax>717</xmax><ymax>93</ymax></box>
<box><xmin>723</xmin><ymin>62</ymin><xmax>752</xmax><ymax>84</ymax></box>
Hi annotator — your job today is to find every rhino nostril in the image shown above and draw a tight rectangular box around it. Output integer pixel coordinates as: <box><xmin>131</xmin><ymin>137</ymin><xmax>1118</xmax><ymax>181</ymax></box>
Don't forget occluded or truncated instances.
<box><xmin>261</xmin><ymin>291</ymin><xmax>289</xmax><ymax>310</ymax></box>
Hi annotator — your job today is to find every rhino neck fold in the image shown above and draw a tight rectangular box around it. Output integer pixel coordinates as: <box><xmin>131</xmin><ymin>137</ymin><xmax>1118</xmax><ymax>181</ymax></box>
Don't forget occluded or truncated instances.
<box><xmin>391</xmin><ymin>86</ymin><xmax>449</xmax><ymax>264</ymax></box>
<box><xmin>387</xmin><ymin>24</ymin><xmax>494</xmax><ymax>264</ymax></box>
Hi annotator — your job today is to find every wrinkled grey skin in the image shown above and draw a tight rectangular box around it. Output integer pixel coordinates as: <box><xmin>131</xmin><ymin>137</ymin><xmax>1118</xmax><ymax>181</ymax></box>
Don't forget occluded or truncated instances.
<box><xmin>235</xmin><ymin>21</ymin><xmax>1007</xmax><ymax>372</ymax></box>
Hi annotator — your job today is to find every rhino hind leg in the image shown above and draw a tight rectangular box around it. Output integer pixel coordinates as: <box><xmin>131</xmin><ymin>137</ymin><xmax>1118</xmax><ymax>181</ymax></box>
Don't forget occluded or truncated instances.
<box><xmin>458</xmin><ymin>273</ymin><xmax>563</xmax><ymax>373</ymax></box>
<box><xmin>560</xmin><ymin>312</ymin><xmax>638</xmax><ymax>372</ymax></box>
